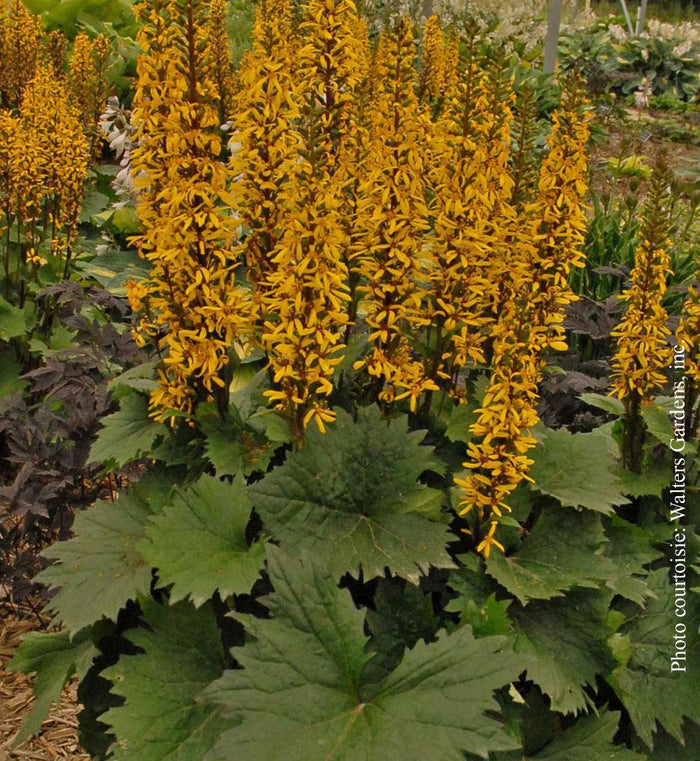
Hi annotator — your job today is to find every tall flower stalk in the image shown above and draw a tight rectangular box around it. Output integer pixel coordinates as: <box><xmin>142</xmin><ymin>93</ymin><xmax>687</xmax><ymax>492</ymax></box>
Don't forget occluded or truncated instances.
<box><xmin>428</xmin><ymin>58</ymin><xmax>516</xmax><ymax>405</ymax></box>
<box><xmin>457</xmin><ymin>78</ymin><xmax>591</xmax><ymax>557</ymax></box>
<box><xmin>67</xmin><ymin>32</ymin><xmax>111</xmax><ymax>158</ymax></box>
<box><xmin>261</xmin><ymin>0</ymin><xmax>360</xmax><ymax>439</ymax></box>
<box><xmin>127</xmin><ymin>0</ymin><xmax>250</xmax><ymax>422</ymax></box>
<box><xmin>228</xmin><ymin>0</ymin><xmax>299</xmax><ymax>308</ymax></box>
<box><xmin>610</xmin><ymin>154</ymin><xmax>674</xmax><ymax>471</ymax></box>
<box><xmin>352</xmin><ymin>18</ymin><xmax>438</xmax><ymax>412</ymax></box>
<box><xmin>0</xmin><ymin>0</ymin><xmax>41</xmax><ymax>108</ymax></box>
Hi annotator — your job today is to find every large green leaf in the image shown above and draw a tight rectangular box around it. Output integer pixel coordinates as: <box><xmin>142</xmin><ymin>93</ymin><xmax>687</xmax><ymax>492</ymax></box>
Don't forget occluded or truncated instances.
<box><xmin>141</xmin><ymin>475</ymin><xmax>265</xmax><ymax>607</ymax></box>
<box><xmin>363</xmin><ymin>577</ymin><xmax>442</xmax><ymax>683</ymax></box>
<box><xmin>0</xmin><ymin>349</ymin><xmax>27</xmax><ymax>399</ymax></box>
<box><xmin>486</xmin><ymin>509</ymin><xmax>618</xmax><ymax>604</ymax></box>
<box><xmin>102</xmin><ymin>601</ymin><xmax>225</xmax><ymax>761</ymax></box>
<box><xmin>250</xmin><ymin>406</ymin><xmax>453</xmax><ymax>582</ymax></box>
<box><xmin>447</xmin><ymin>555</ymin><xmax>515</xmax><ymax>638</ymax></box>
<box><xmin>528</xmin><ymin>710</ymin><xmax>646</xmax><ymax>760</ymax></box>
<box><xmin>8</xmin><ymin>630</ymin><xmax>98</xmax><ymax>745</ymax></box>
<box><xmin>601</xmin><ymin>516</ymin><xmax>661</xmax><ymax>605</ymax></box>
<box><xmin>89</xmin><ymin>394</ymin><xmax>166</xmax><ymax>468</ymax></box>
<box><xmin>529</xmin><ymin>427</ymin><xmax>629</xmax><ymax>513</ymax></box>
<box><xmin>449</xmin><ymin>560</ymin><xmax>614</xmax><ymax>715</ymax></box>
<box><xmin>0</xmin><ymin>294</ymin><xmax>27</xmax><ymax>341</ymax></box>
<box><xmin>511</xmin><ymin>589</ymin><xmax>616</xmax><ymax>715</ymax></box>
<box><xmin>648</xmin><ymin>721</ymin><xmax>700</xmax><ymax>760</ymax></box>
<box><xmin>38</xmin><ymin>487</ymin><xmax>163</xmax><ymax>633</ymax></box>
<box><xmin>202</xmin><ymin>548</ymin><xmax>522</xmax><ymax>761</ymax></box>
<box><xmin>609</xmin><ymin>569</ymin><xmax>700</xmax><ymax>748</ymax></box>
<box><xmin>617</xmin><ymin>464</ymin><xmax>669</xmax><ymax>498</ymax></box>
<box><xmin>198</xmin><ymin>402</ymin><xmax>273</xmax><ymax>477</ymax></box>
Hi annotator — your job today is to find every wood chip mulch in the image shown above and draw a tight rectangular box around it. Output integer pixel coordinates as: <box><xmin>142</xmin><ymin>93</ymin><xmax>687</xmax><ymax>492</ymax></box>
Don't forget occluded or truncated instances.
<box><xmin>0</xmin><ymin>609</ymin><xmax>88</xmax><ymax>761</ymax></box>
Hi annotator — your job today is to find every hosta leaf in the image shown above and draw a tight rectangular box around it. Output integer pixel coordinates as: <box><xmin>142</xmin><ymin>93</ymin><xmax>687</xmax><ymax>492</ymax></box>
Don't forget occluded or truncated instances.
<box><xmin>38</xmin><ymin>489</ymin><xmax>159</xmax><ymax>633</ymax></box>
<box><xmin>103</xmin><ymin>601</ymin><xmax>225</xmax><ymax>761</ymax></box>
<box><xmin>486</xmin><ymin>509</ymin><xmax>618</xmax><ymax>604</ymax></box>
<box><xmin>529</xmin><ymin>710</ymin><xmax>646</xmax><ymax>760</ymax></box>
<box><xmin>579</xmin><ymin>393</ymin><xmax>624</xmax><ymax>417</ymax></box>
<box><xmin>529</xmin><ymin>427</ymin><xmax>629</xmax><ymax>513</ymax></box>
<box><xmin>202</xmin><ymin>548</ymin><xmax>521</xmax><ymax>761</ymax></box>
<box><xmin>250</xmin><ymin>406</ymin><xmax>453</xmax><ymax>582</ymax></box>
<box><xmin>609</xmin><ymin>569</ymin><xmax>700</xmax><ymax>747</ymax></box>
<box><xmin>89</xmin><ymin>394</ymin><xmax>166</xmax><ymax>468</ymax></box>
<box><xmin>8</xmin><ymin>630</ymin><xmax>98</xmax><ymax>745</ymax></box>
<box><xmin>141</xmin><ymin>475</ymin><xmax>265</xmax><ymax>607</ymax></box>
<box><xmin>511</xmin><ymin>589</ymin><xmax>616</xmax><ymax>714</ymax></box>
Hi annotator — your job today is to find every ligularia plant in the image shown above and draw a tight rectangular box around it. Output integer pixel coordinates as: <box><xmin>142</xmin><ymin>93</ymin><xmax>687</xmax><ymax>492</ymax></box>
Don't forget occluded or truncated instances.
<box><xmin>7</xmin><ymin>4</ymin><xmax>699</xmax><ymax>761</ymax></box>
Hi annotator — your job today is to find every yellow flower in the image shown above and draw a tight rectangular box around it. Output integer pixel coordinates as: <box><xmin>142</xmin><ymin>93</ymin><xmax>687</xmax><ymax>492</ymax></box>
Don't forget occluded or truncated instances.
<box><xmin>0</xmin><ymin>0</ymin><xmax>41</xmax><ymax>107</ymax></box>
<box><xmin>476</xmin><ymin>522</ymin><xmax>505</xmax><ymax>559</ymax></box>
<box><xmin>25</xmin><ymin>248</ymin><xmax>46</xmax><ymax>266</ymax></box>
<box><xmin>0</xmin><ymin>61</ymin><xmax>89</xmax><ymax>270</ymax></box>
<box><xmin>205</xmin><ymin>0</ymin><xmax>236</xmax><ymax>124</ymax></box>
<box><xmin>47</xmin><ymin>29</ymin><xmax>68</xmax><ymax>79</ymax></box>
<box><xmin>429</xmin><ymin>58</ymin><xmax>516</xmax><ymax>396</ymax></box>
<box><xmin>20</xmin><ymin>63</ymin><xmax>90</xmax><ymax>240</ymax></box>
<box><xmin>67</xmin><ymin>32</ymin><xmax>112</xmax><ymax>157</ymax></box>
<box><xmin>128</xmin><ymin>0</ymin><xmax>251</xmax><ymax>422</ymax></box>
<box><xmin>610</xmin><ymin>155</ymin><xmax>674</xmax><ymax>404</ymax></box>
<box><xmin>457</xmin><ymin>77</ymin><xmax>591</xmax><ymax>557</ymax></box>
<box><xmin>261</xmin><ymin>0</ymin><xmax>361</xmax><ymax>437</ymax></box>
<box><xmin>229</xmin><ymin>0</ymin><xmax>300</xmax><ymax>304</ymax></box>
<box><xmin>352</xmin><ymin>18</ymin><xmax>438</xmax><ymax>412</ymax></box>
<box><xmin>419</xmin><ymin>15</ymin><xmax>444</xmax><ymax>101</ymax></box>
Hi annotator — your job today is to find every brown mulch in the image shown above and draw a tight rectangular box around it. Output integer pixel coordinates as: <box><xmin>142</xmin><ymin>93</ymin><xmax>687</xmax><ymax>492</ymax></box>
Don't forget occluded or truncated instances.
<box><xmin>0</xmin><ymin>609</ymin><xmax>88</xmax><ymax>761</ymax></box>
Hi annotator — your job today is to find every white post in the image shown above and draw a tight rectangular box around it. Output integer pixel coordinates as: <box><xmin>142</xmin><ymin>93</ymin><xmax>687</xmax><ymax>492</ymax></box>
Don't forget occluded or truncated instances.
<box><xmin>570</xmin><ymin>0</ymin><xmax>580</xmax><ymax>24</ymax></box>
<box><xmin>619</xmin><ymin>0</ymin><xmax>635</xmax><ymax>36</ymax></box>
<box><xmin>636</xmin><ymin>0</ymin><xmax>649</xmax><ymax>34</ymax></box>
<box><xmin>543</xmin><ymin>0</ymin><xmax>563</xmax><ymax>75</ymax></box>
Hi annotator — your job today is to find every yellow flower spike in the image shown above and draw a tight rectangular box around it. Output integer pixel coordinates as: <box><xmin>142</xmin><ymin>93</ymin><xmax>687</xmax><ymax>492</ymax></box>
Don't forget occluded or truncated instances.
<box><xmin>47</xmin><ymin>30</ymin><xmax>69</xmax><ymax>79</ymax></box>
<box><xmin>205</xmin><ymin>0</ymin><xmax>236</xmax><ymax>125</ymax></box>
<box><xmin>228</xmin><ymin>0</ymin><xmax>300</xmax><ymax>305</ymax></box>
<box><xmin>1</xmin><ymin>62</ymin><xmax>89</xmax><ymax>253</ymax></box>
<box><xmin>419</xmin><ymin>15</ymin><xmax>444</xmax><ymax>102</ymax></box>
<box><xmin>352</xmin><ymin>18</ymin><xmax>436</xmax><ymax>408</ymax></box>
<box><xmin>67</xmin><ymin>32</ymin><xmax>111</xmax><ymax>157</ymax></box>
<box><xmin>455</xmin><ymin>77</ymin><xmax>591</xmax><ymax>556</ymax></box>
<box><xmin>0</xmin><ymin>0</ymin><xmax>41</xmax><ymax>107</ymax></box>
<box><xmin>259</xmin><ymin>0</ymin><xmax>360</xmax><ymax>438</ymax></box>
<box><xmin>128</xmin><ymin>0</ymin><xmax>251</xmax><ymax>422</ymax></box>
<box><xmin>429</xmin><ymin>56</ymin><xmax>517</xmax><ymax>399</ymax></box>
<box><xmin>610</xmin><ymin>154</ymin><xmax>674</xmax><ymax>406</ymax></box>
